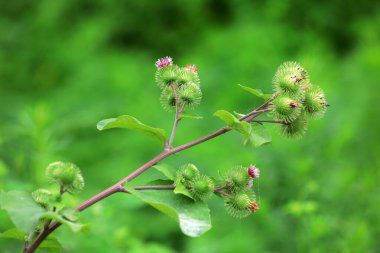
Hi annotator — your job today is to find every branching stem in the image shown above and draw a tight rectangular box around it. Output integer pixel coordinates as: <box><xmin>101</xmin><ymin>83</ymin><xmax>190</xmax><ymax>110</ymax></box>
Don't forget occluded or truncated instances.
<box><xmin>25</xmin><ymin>99</ymin><xmax>273</xmax><ymax>253</ymax></box>
<box><xmin>252</xmin><ymin>119</ymin><xmax>285</xmax><ymax>124</ymax></box>
<box><xmin>168</xmin><ymin>85</ymin><xmax>181</xmax><ymax>149</ymax></box>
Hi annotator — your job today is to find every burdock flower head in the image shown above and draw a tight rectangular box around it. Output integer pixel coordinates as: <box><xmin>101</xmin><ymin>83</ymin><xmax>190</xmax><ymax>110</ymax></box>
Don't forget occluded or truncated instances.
<box><xmin>184</xmin><ymin>64</ymin><xmax>198</xmax><ymax>75</ymax></box>
<box><xmin>155</xmin><ymin>56</ymin><xmax>173</xmax><ymax>68</ymax></box>
<box><xmin>248</xmin><ymin>164</ymin><xmax>260</xmax><ymax>178</ymax></box>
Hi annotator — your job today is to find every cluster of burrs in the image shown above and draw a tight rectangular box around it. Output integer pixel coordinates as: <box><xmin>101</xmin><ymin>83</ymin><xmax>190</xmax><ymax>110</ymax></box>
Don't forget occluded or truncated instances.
<box><xmin>155</xmin><ymin>56</ymin><xmax>202</xmax><ymax>111</ymax></box>
<box><xmin>271</xmin><ymin>62</ymin><xmax>329</xmax><ymax>138</ymax></box>
<box><xmin>32</xmin><ymin>162</ymin><xmax>84</xmax><ymax>211</ymax></box>
<box><xmin>175</xmin><ymin>164</ymin><xmax>260</xmax><ymax>218</ymax></box>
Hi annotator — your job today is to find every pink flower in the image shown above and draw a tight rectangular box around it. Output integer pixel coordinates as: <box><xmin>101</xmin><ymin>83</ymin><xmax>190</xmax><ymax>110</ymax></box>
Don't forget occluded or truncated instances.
<box><xmin>247</xmin><ymin>164</ymin><xmax>260</xmax><ymax>178</ymax></box>
<box><xmin>155</xmin><ymin>56</ymin><xmax>173</xmax><ymax>68</ymax></box>
<box><xmin>184</xmin><ymin>64</ymin><xmax>198</xmax><ymax>74</ymax></box>
<box><xmin>249</xmin><ymin>202</ymin><xmax>259</xmax><ymax>213</ymax></box>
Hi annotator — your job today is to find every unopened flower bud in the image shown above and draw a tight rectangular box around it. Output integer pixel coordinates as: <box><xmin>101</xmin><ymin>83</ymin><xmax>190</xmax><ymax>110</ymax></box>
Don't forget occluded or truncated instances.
<box><xmin>273</xmin><ymin>95</ymin><xmax>302</xmax><ymax>123</ymax></box>
<box><xmin>176</xmin><ymin>164</ymin><xmax>200</xmax><ymax>184</ymax></box>
<box><xmin>190</xmin><ymin>175</ymin><xmax>214</xmax><ymax>201</ymax></box>
<box><xmin>225</xmin><ymin>191</ymin><xmax>256</xmax><ymax>218</ymax></box>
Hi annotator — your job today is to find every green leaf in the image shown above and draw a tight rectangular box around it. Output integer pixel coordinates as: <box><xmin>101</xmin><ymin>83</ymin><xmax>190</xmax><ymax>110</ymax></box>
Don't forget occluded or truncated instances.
<box><xmin>39</xmin><ymin>235</ymin><xmax>61</xmax><ymax>253</ymax></box>
<box><xmin>127</xmin><ymin>186</ymin><xmax>211</xmax><ymax>237</ymax></box>
<box><xmin>233</xmin><ymin>111</ymin><xmax>246</xmax><ymax>118</ymax></box>
<box><xmin>153</xmin><ymin>164</ymin><xmax>176</xmax><ymax>181</ymax></box>
<box><xmin>0</xmin><ymin>228</ymin><xmax>26</xmax><ymax>240</ymax></box>
<box><xmin>180</xmin><ymin>114</ymin><xmax>203</xmax><ymax>120</ymax></box>
<box><xmin>234</xmin><ymin>121</ymin><xmax>254</xmax><ymax>146</ymax></box>
<box><xmin>214</xmin><ymin>110</ymin><xmax>239</xmax><ymax>127</ymax></box>
<box><xmin>238</xmin><ymin>84</ymin><xmax>272</xmax><ymax>100</ymax></box>
<box><xmin>41</xmin><ymin>212</ymin><xmax>89</xmax><ymax>233</ymax></box>
<box><xmin>173</xmin><ymin>180</ymin><xmax>194</xmax><ymax>200</ymax></box>
<box><xmin>251</xmin><ymin>123</ymin><xmax>272</xmax><ymax>147</ymax></box>
<box><xmin>0</xmin><ymin>191</ymin><xmax>45</xmax><ymax>233</ymax></box>
<box><xmin>59</xmin><ymin>209</ymin><xmax>80</xmax><ymax>222</ymax></box>
<box><xmin>97</xmin><ymin>115</ymin><xmax>167</xmax><ymax>143</ymax></box>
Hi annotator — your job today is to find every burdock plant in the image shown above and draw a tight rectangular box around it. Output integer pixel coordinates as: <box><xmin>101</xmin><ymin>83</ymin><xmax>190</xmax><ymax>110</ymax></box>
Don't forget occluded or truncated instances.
<box><xmin>0</xmin><ymin>57</ymin><xmax>329</xmax><ymax>253</ymax></box>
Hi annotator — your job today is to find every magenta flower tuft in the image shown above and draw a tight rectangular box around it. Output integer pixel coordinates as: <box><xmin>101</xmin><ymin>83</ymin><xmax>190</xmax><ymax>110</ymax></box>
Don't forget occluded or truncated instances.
<box><xmin>247</xmin><ymin>164</ymin><xmax>260</xmax><ymax>178</ymax></box>
<box><xmin>184</xmin><ymin>64</ymin><xmax>198</xmax><ymax>74</ymax></box>
<box><xmin>155</xmin><ymin>56</ymin><xmax>173</xmax><ymax>68</ymax></box>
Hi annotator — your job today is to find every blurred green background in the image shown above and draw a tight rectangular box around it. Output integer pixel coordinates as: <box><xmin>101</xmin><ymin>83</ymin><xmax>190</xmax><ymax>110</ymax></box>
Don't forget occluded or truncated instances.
<box><xmin>1</xmin><ymin>1</ymin><xmax>380</xmax><ymax>252</ymax></box>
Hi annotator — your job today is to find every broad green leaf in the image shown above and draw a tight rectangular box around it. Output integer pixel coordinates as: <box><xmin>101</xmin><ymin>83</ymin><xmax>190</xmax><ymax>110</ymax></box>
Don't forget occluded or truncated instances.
<box><xmin>233</xmin><ymin>111</ymin><xmax>246</xmax><ymax>118</ymax></box>
<box><xmin>153</xmin><ymin>164</ymin><xmax>176</xmax><ymax>181</ymax></box>
<box><xmin>127</xmin><ymin>186</ymin><xmax>211</xmax><ymax>237</ymax></box>
<box><xmin>0</xmin><ymin>228</ymin><xmax>25</xmax><ymax>240</ymax></box>
<box><xmin>238</xmin><ymin>84</ymin><xmax>272</xmax><ymax>100</ymax></box>
<box><xmin>173</xmin><ymin>180</ymin><xmax>194</xmax><ymax>200</ymax></box>
<box><xmin>41</xmin><ymin>212</ymin><xmax>89</xmax><ymax>233</ymax></box>
<box><xmin>251</xmin><ymin>123</ymin><xmax>272</xmax><ymax>147</ymax></box>
<box><xmin>60</xmin><ymin>209</ymin><xmax>80</xmax><ymax>222</ymax></box>
<box><xmin>214</xmin><ymin>110</ymin><xmax>239</xmax><ymax>127</ymax></box>
<box><xmin>180</xmin><ymin>114</ymin><xmax>203</xmax><ymax>120</ymax></box>
<box><xmin>234</xmin><ymin>121</ymin><xmax>254</xmax><ymax>146</ymax></box>
<box><xmin>39</xmin><ymin>235</ymin><xmax>61</xmax><ymax>253</ymax></box>
<box><xmin>97</xmin><ymin>115</ymin><xmax>167</xmax><ymax>143</ymax></box>
<box><xmin>0</xmin><ymin>191</ymin><xmax>45</xmax><ymax>233</ymax></box>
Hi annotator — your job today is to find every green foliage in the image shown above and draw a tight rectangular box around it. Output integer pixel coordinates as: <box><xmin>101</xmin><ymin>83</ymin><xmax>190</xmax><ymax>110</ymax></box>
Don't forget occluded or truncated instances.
<box><xmin>97</xmin><ymin>115</ymin><xmax>167</xmax><ymax>143</ymax></box>
<box><xmin>0</xmin><ymin>1</ymin><xmax>378</xmax><ymax>252</ymax></box>
<box><xmin>153</xmin><ymin>164</ymin><xmax>176</xmax><ymax>181</ymax></box>
<box><xmin>40</xmin><ymin>212</ymin><xmax>89</xmax><ymax>233</ymax></box>
<box><xmin>213</xmin><ymin>110</ymin><xmax>239</xmax><ymax>127</ymax></box>
<box><xmin>238</xmin><ymin>84</ymin><xmax>272</xmax><ymax>100</ymax></box>
<box><xmin>251</xmin><ymin>123</ymin><xmax>272</xmax><ymax>147</ymax></box>
<box><xmin>0</xmin><ymin>191</ymin><xmax>45</xmax><ymax>233</ymax></box>
<box><xmin>0</xmin><ymin>228</ymin><xmax>26</xmax><ymax>240</ymax></box>
<box><xmin>39</xmin><ymin>236</ymin><xmax>62</xmax><ymax>253</ymax></box>
<box><xmin>127</xmin><ymin>185</ymin><xmax>211</xmax><ymax>237</ymax></box>
<box><xmin>214</xmin><ymin>110</ymin><xmax>271</xmax><ymax>147</ymax></box>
